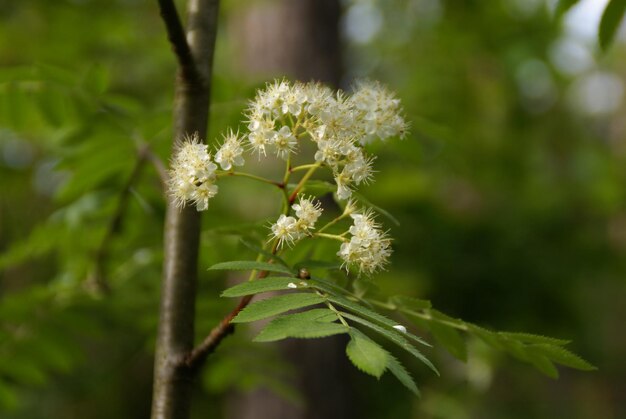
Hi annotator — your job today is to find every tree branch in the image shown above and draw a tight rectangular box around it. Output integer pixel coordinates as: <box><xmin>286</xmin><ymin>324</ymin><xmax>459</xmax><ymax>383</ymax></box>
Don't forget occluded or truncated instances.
<box><xmin>183</xmin><ymin>265</ymin><xmax>275</xmax><ymax>371</ymax></box>
<box><xmin>156</xmin><ymin>0</ymin><xmax>201</xmax><ymax>85</ymax></box>
<box><xmin>151</xmin><ymin>1</ymin><xmax>220</xmax><ymax>419</ymax></box>
<box><xmin>88</xmin><ymin>145</ymin><xmax>150</xmax><ymax>294</ymax></box>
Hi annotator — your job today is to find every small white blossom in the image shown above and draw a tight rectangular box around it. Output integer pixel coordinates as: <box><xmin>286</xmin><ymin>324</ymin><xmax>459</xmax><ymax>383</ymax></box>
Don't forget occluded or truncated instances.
<box><xmin>168</xmin><ymin>134</ymin><xmax>219</xmax><ymax>211</ymax></box>
<box><xmin>349</xmin><ymin>80</ymin><xmax>408</xmax><ymax>144</ymax></box>
<box><xmin>343</xmin><ymin>150</ymin><xmax>375</xmax><ymax>185</ymax></box>
<box><xmin>247</xmin><ymin>114</ymin><xmax>276</xmax><ymax>157</ymax></box>
<box><xmin>191</xmin><ymin>182</ymin><xmax>219</xmax><ymax>211</ymax></box>
<box><xmin>215</xmin><ymin>130</ymin><xmax>245</xmax><ymax>171</ymax></box>
<box><xmin>338</xmin><ymin>210</ymin><xmax>392</xmax><ymax>275</ymax></box>
<box><xmin>270</xmin><ymin>214</ymin><xmax>303</xmax><ymax>248</ymax></box>
<box><xmin>272</xmin><ymin>125</ymin><xmax>297</xmax><ymax>160</ymax></box>
<box><xmin>281</xmin><ymin>83</ymin><xmax>308</xmax><ymax>116</ymax></box>
<box><xmin>287</xmin><ymin>282</ymin><xmax>298</xmax><ymax>289</ymax></box>
<box><xmin>269</xmin><ymin>196</ymin><xmax>323</xmax><ymax>248</ymax></box>
<box><xmin>292</xmin><ymin>196</ymin><xmax>323</xmax><ymax>230</ymax></box>
<box><xmin>334</xmin><ymin>172</ymin><xmax>353</xmax><ymax>200</ymax></box>
<box><xmin>314</xmin><ymin>137</ymin><xmax>342</xmax><ymax>166</ymax></box>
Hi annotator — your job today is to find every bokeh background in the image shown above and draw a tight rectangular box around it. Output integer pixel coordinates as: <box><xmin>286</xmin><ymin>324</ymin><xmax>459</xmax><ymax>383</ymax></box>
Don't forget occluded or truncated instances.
<box><xmin>1</xmin><ymin>0</ymin><xmax>625</xmax><ymax>418</ymax></box>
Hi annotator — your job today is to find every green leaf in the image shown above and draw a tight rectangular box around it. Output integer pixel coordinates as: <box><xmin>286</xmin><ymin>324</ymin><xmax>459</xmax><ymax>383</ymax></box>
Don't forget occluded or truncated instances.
<box><xmin>467</xmin><ymin>324</ymin><xmax>504</xmax><ymax>350</ymax></box>
<box><xmin>328</xmin><ymin>294</ymin><xmax>430</xmax><ymax>347</ymax></box>
<box><xmin>498</xmin><ymin>332</ymin><xmax>570</xmax><ymax>346</ymax></box>
<box><xmin>298</xmin><ymin>180</ymin><xmax>336</xmax><ymax>195</ymax></box>
<box><xmin>209</xmin><ymin>260</ymin><xmax>295</xmax><ymax>275</ymax></box>
<box><xmin>239</xmin><ymin>239</ymin><xmax>290</xmax><ymax>268</ymax></box>
<box><xmin>308</xmin><ymin>277</ymin><xmax>352</xmax><ymax>298</ymax></box>
<box><xmin>599</xmin><ymin>0</ymin><xmax>626</xmax><ymax>50</ymax></box>
<box><xmin>391</xmin><ymin>295</ymin><xmax>432</xmax><ymax>311</ymax></box>
<box><xmin>387</xmin><ymin>354</ymin><xmax>420</xmax><ymax>396</ymax></box>
<box><xmin>525</xmin><ymin>352</ymin><xmax>560</xmax><ymax>379</ymax></box>
<box><xmin>351</xmin><ymin>191</ymin><xmax>400</xmax><ymax>226</ymax></box>
<box><xmin>346</xmin><ymin>329</ymin><xmax>388</xmax><ymax>379</ymax></box>
<box><xmin>254</xmin><ymin>309</ymin><xmax>348</xmax><ymax>342</ymax></box>
<box><xmin>232</xmin><ymin>293</ymin><xmax>325</xmax><ymax>323</ymax></box>
<box><xmin>221</xmin><ymin>278</ymin><xmax>310</xmax><ymax>298</ymax></box>
<box><xmin>294</xmin><ymin>260</ymin><xmax>342</xmax><ymax>271</ymax></box>
<box><xmin>429</xmin><ymin>321</ymin><xmax>467</xmax><ymax>362</ymax></box>
<box><xmin>529</xmin><ymin>344</ymin><xmax>597</xmax><ymax>371</ymax></box>
<box><xmin>341</xmin><ymin>312</ymin><xmax>438</xmax><ymax>375</ymax></box>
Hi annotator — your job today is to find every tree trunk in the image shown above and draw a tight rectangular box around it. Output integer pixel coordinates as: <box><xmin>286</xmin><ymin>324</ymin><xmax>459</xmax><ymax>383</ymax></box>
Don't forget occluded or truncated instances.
<box><xmin>151</xmin><ymin>1</ymin><xmax>220</xmax><ymax>419</ymax></box>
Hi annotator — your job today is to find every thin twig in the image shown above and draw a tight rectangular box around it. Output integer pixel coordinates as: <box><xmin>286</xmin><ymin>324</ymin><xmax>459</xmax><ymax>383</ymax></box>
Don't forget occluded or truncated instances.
<box><xmin>88</xmin><ymin>146</ymin><xmax>150</xmax><ymax>294</ymax></box>
<box><xmin>156</xmin><ymin>0</ymin><xmax>201</xmax><ymax>85</ymax></box>
<box><xmin>144</xmin><ymin>146</ymin><xmax>169</xmax><ymax>188</ymax></box>
<box><xmin>183</xmin><ymin>255</ymin><xmax>277</xmax><ymax>370</ymax></box>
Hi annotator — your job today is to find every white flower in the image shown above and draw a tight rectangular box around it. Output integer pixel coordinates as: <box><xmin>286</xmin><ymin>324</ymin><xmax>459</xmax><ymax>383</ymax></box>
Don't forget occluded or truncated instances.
<box><xmin>292</xmin><ymin>196</ymin><xmax>323</xmax><ymax>229</ymax></box>
<box><xmin>349</xmin><ymin>80</ymin><xmax>408</xmax><ymax>144</ymax></box>
<box><xmin>215</xmin><ymin>130</ymin><xmax>245</xmax><ymax>171</ymax></box>
<box><xmin>343</xmin><ymin>149</ymin><xmax>375</xmax><ymax>185</ymax></box>
<box><xmin>314</xmin><ymin>137</ymin><xmax>342</xmax><ymax>166</ymax></box>
<box><xmin>338</xmin><ymin>210</ymin><xmax>392</xmax><ymax>275</ymax></box>
<box><xmin>287</xmin><ymin>282</ymin><xmax>298</xmax><ymax>289</ymax></box>
<box><xmin>272</xmin><ymin>125</ymin><xmax>297</xmax><ymax>160</ymax></box>
<box><xmin>269</xmin><ymin>197</ymin><xmax>323</xmax><ymax>248</ymax></box>
<box><xmin>270</xmin><ymin>214</ymin><xmax>303</xmax><ymax>248</ymax></box>
<box><xmin>168</xmin><ymin>134</ymin><xmax>219</xmax><ymax>211</ymax></box>
<box><xmin>191</xmin><ymin>182</ymin><xmax>219</xmax><ymax>211</ymax></box>
<box><xmin>334</xmin><ymin>172</ymin><xmax>353</xmax><ymax>200</ymax></box>
<box><xmin>247</xmin><ymin>114</ymin><xmax>276</xmax><ymax>157</ymax></box>
<box><xmin>281</xmin><ymin>82</ymin><xmax>308</xmax><ymax>116</ymax></box>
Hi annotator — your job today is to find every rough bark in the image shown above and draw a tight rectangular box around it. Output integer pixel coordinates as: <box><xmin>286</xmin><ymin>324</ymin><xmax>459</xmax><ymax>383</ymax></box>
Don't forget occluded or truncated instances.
<box><xmin>151</xmin><ymin>1</ymin><xmax>220</xmax><ymax>419</ymax></box>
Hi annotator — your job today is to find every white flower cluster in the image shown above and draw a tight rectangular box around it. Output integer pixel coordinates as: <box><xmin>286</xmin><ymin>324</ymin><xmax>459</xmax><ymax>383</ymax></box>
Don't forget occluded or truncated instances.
<box><xmin>270</xmin><ymin>196</ymin><xmax>323</xmax><ymax>248</ymax></box>
<box><xmin>169</xmin><ymin>132</ymin><xmax>246</xmax><ymax>211</ymax></box>
<box><xmin>246</xmin><ymin>79</ymin><xmax>407</xmax><ymax>200</ymax></box>
<box><xmin>338</xmin><ymin>211</ymin><xmax>392</xmax><ymax>275</ymax></box>
<box><xmin>168</xmin><ymin>135</ymin><xmax>218</xmax><ymax>211</ymax></box>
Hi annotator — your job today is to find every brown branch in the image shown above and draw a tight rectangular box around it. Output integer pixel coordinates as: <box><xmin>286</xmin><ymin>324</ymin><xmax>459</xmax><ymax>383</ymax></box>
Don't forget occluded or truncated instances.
<box><xmin>182</xmin><ymin>297</ymin><xmax>249</xmax><ymax>370</ymax></box>
<box><xmin>183</xmin><ymin>260</ymin><xmax>277</xmax><ymax>371</ymax></box>
<box><xmin>156</xmin><ymin>0</ymin><xmax>201</xmax><ymax>85</ymax></box>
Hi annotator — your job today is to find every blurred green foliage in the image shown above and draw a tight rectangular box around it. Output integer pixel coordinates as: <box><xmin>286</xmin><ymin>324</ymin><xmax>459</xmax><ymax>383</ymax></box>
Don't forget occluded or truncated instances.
<box><xmin>1</xmin><ymin>0</ymin><xmax>625</xmax><ymax>418</ymax></box>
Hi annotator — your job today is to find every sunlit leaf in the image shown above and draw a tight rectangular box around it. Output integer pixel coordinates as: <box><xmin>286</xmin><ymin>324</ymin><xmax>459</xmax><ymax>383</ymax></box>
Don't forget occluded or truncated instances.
<box><xmin>221</xmin><ymin>277</ymin><xmax>310</xmax><ymax>297</ymax></box>
<box><xmin>209</xmin><ymin>260</ymin><xmax>295</xmax><ymax>275</ymax></box>
<box><xmin>232</xmin><ymin>293</ymin><xmax>324</xmax><ymax>323</ymax></box>
<box><xmin>346</xmin><ymin>329</ymin><xmax>388</xmax><ymax>379</ymax></box>
<box><xmin>599</xmin><ymin>0</ymin><xmax>626</xmax><ymax>50</ymax></box>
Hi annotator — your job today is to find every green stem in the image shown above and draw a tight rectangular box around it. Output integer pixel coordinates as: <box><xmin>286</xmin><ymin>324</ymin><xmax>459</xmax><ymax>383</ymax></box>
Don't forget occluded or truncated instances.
<box><xmin>318</xmin><ymin>292</ymin><xmax>350</xmax><ymax>327</ymax></box>
<box><xmin>368</xmin><ymin>299</ymin><xmax>470</xmax><ymax>332</ymax></box>
<box><xmin>290</xmin><ymin>163</ymin><xmax>322</xmax><ymax>173</ymax></box>
<box><xmin>317</xmin><ymin>213</ymin><xmax>349</xmax><ymax>234</ymax></box>
<box><xmin>217</xmin><ymin>171</ymin><xmax>281</xmax><ymax>187</ymax></box>
<box><xmin>313</xmin><ymin>232</ymin><xmax>348</xmax><ymax>242</ymax></box>
<box><xmin>288</xmin><ymin>162</ymin><xmax>322</xmax><ymax>203</ymax></box>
